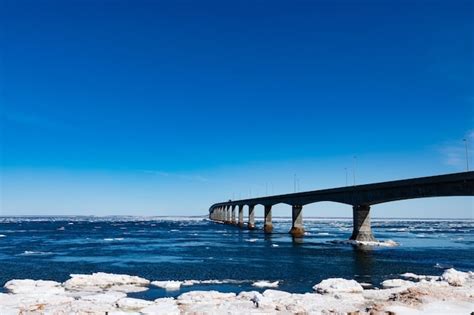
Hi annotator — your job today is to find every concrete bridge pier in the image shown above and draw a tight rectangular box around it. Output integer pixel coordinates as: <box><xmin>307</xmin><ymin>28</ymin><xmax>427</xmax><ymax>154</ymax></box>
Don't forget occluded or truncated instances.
<box><xmin>248</xmin><ymin>205</ymin><xmax>255</xmax><ymax>229</ymax></box>
<box><xmin>225</xmin><ymin>206</ymin><xmax>232</xmax><ymax>224</ymax></box>
<box><xmin>289</xmin><ymin>205</ymin><xmax>304</xmax><ymax>237</ymax></box>
<box><xmin>220</xmin><ymin>207</ymin><xmax>225</xmax><ymax>222</ymax></box>
<box><xmin>350</xmin><ymin>205</ymin><xmax>376</xmax><ymax>242</ymax></box>
<box><xmin>231</xmin><ymin>205</ymin><xmax>236</xmax><ymax>224</ymax></box>
<box><xmin>264</xmin><ymin>205</ymin><xmax>273</xmax><ymax>233</ymax></box>
<box><xmin>218</xmin><ymin>207</ymin><xmax>223</xmax><ymax>221</ymax></box>
<box><xmin>238</xmin><ymin>205</ymin><xmax>244</xmax><ymax>228</ymax></box>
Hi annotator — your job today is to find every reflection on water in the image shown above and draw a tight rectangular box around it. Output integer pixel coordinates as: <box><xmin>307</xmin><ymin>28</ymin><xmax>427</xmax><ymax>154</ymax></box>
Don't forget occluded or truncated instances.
<box><xmin>352</xmin><ymin>247</ymin><xmax>375</xmax><ymax>284</ymax></box>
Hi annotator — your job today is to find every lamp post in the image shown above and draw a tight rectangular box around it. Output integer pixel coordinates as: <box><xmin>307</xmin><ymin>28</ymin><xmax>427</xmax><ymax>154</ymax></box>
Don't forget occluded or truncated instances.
<box><xmin>294</xmin><ymin>174</ymin><xmax>297</xmax><ymax>193</ymax></box>
<box><xmin>353</xmin><ymin>156</ymin><xmax>357</xmax><ymax>186</ymax></box>
<box><xmin>463</xmin><ymin>138</ymin><xmax>469</xmax><ymax>171</ymax></box>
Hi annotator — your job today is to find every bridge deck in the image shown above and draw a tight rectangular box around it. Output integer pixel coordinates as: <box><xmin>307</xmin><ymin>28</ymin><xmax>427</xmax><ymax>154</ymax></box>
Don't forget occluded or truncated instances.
<box><xmin>208</xmin><ymin>172</ymin><xmax>474</xmax><ymax>240</ymax></box>
<box><xmin>210</xmin><ymin>171</ymin><xmax>474</xmax><ymax>209</ymax></box>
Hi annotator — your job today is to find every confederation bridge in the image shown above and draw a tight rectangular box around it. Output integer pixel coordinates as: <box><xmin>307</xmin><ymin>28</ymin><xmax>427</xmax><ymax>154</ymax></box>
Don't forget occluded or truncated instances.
<box><xmin>209</xmin><ymin>172</ymin><xmax>474</xmax><ymax>241</ymax></box>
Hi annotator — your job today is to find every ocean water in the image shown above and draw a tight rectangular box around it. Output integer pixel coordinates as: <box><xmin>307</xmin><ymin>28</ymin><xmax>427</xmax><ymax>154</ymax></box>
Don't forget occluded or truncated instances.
<box><xmin>0</xmin><ymin>216</ymin><xmax>472</xmax><ymax>299</ymax></box>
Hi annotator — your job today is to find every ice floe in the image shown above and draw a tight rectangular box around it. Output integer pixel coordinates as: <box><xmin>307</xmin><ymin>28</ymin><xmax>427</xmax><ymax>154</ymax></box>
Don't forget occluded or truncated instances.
<box><xmin>19</xmin><ymin>251</ymin><xmax>53</xmax><ymax>256</ymax></box>
<box><xmin>348</xmin><ymin>239</ymin><xmax>399</xmax><ymax>247</ymax></box>
<box><xmin>313</xmin><ymin>278</ymin><xmax>364</xmax><ymax>294</ymax></box>
<box><xmin>252</xmin><ymin>280</ymin><xmax>279</xmax><ymax>288</ymax></box>
<box><xmin>116</xmin><ymin>297</ymin><xmax>154</xmax><ymax>310</ymax></box>
<box><xmin>151</xmin><ymin>280</ymin><xmax>182</xmax><ymax>291</ymax></box>
<box><xmin>381</xmin><ymin>279</ymin><xmax>415</xmax><ymax>289</ymax></box>
<box><xmin>316</xmin><ymin>232</ymin><xmax>331</xmax><ymax>235</ymax></box>
<box><xmin>1</xmin><ymin>269</ymin><xmax>473</xmax><ymax>314</ymax></box>
<box><xmin>4</xmin><ymin>279</ymin><xmax>64</xmax><ymax>295</ymax></box>
<box><xmin>63</xmin><ymin>272</ymin><xmax>150</xmax><ymax>293</ymax></box>
<box><xmin>331</xmin><ymin>239</ymin><xmax>399</xmax><ymax>247</ymax></box>
<box><xmin>400</xmin><ymin>272</ymin><xmax>440</xmax><ymax>282</ymax></box>
<box><xmin>103</xmin><ymin>237</ymin><xmax>124</xmax><ymax>241</ymax></box>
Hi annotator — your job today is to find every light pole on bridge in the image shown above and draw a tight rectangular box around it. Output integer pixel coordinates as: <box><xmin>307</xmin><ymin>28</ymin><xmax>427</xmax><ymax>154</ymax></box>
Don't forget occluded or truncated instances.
<box><xmin>294</xmin><ymin>174</ymin><xmax>297</xmax><ymax>192</ymax></box>
<box><xmin>464</xmin><ymin>138</ymin><xmax>470</xmax><ymax>171</ymax></box>
<box><xmin>353</xmin><ymin>155</ymin><xmax>357</xmax><ymax>186</ymax></box>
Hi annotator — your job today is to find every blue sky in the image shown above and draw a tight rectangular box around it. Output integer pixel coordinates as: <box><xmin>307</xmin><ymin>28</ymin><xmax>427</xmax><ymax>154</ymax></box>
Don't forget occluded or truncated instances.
<box><xmin>1</xmin><ymin>0</ymin><xmax>473</xmax><ymax>218</ymax></box>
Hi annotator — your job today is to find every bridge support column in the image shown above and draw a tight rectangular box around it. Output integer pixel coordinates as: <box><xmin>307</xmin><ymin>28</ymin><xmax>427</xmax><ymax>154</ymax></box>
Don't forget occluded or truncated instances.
<box><xmin>231</xmin><ymin>205</ymin><xmax>236</xmax><ymax>224</ymax></box>
<box><xmin>264</xmin><ymin>205</ymin><xmax>273</xmax><ymax>233</ymax></box>
<box><xmin>350</xmin><ymin>205</ymin><xmax>376</xmax><ymax>242</ymax></box>
<box><xmin>220</xmin><ymin>207</ymin><xmax>224</xmax><ymax>222</ymax></box>
<box><xmin>238</xmin><ymin>205</ymin><xmax>244</xmax><ymax>228</ymax></box>
<box><xmin>289</xmin><ymin>205</ymin><xmax>304</xmax><ymax>237</ymax></box>
<box><xmin>248</xmin><ymin>205</ymin><xmax>255</xmax><ymax>229</ymax></box>
<box><xmin>225</xmin><ymin>206</ymin><xmax>232</xmax><ymax>224</ymax></box>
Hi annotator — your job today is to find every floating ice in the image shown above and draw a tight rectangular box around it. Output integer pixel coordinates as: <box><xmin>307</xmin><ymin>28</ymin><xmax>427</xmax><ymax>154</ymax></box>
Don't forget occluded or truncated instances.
<box><xmin>252</xmin><ymin>280</ymin><xmax>279</xmax><ymax>288</ymax></box>
<box><xmin>116</xmin><ymin>297</ymin><xmax>154</xmax><ymax>310</ymax></box>
<box><xmin>151</xmin><ymin>280</ymin><xmax>182</xmax><ymax>291</ymax></box>
<box><xmin>400</xmin><ymin>273</ymin><xmax>440</xmax><ymax>282</ymax></box>
<box><xmin>332</xmin><ymin>239</ymin><xmax>399</xmax><ymax>247</ymax></box>
<box><xmin>19</xmin><ymin>251</ymin><xmax>53</xmax><ymax>256</ymax></box>
<box><xmin>313</xmin><ymin>278</ymin><xmax>364</xmax><ymax>294</ymax></box>
<box><xmin>4</xmin><ymin>279</ymin><xmax>64</xmax><ymax>294</ymax></box>
<box><xmin>381</xmin><ymin>279</ymin><xmax>415</xmax><ymax>289</ymax></box>
<box><xmin>435</xmin><ymin>263</ymin><xmax>453</xmax><ymax>269</ymax></box>
<box><xmin>64</xmin><ymin>272</ymin><xmax>149</xmax><ymax>292</ymax></box>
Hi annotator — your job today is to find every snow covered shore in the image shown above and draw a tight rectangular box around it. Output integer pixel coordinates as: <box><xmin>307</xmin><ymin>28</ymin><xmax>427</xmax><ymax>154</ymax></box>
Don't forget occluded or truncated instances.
<box><xmin>1</xmin><ymin>269</ymin><xmax>473</xmax><ymax>314</ymax></box>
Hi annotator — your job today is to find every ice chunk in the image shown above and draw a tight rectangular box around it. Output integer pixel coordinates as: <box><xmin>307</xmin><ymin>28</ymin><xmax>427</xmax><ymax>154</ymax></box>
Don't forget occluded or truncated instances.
<box><xmin>313</xmin><ymin>278</ymin><xmax>363</xmax><ymax>294</ymax></box>
<box><xmin>151</xmin><ymin>280</ymin><xmax>182</xmax><ymax>291</ymax></box>
<box><xmin>252</xmin><ymin>280</ymin><xmax>279</xmax><ymax>288</ymax></box>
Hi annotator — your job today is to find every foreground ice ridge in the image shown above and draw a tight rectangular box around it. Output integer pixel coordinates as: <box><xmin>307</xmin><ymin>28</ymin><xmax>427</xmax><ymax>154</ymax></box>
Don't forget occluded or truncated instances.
<box><xmin>151</xmin><ymin>279</ymin><xmax>260</xmax><ymax>291</ymax></box>
<box><xmin>1</xmin><ymin>268</ymin><xmax>473</xmax><ymax>314</ymax></box>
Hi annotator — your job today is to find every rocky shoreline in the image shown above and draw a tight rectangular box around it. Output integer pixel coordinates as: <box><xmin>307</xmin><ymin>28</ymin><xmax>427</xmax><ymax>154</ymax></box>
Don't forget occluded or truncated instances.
<box><xmin>0</xmin><ymin>269</ymin><xmax>473</xmax><ymax>314</ymax></box>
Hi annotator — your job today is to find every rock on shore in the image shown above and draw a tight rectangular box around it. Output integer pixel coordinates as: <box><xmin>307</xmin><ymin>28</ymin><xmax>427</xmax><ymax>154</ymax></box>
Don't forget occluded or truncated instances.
<box><xmin>1</xmin><ymin>269</ymin><xmax>473</xmax><ymax>314</ymax></box>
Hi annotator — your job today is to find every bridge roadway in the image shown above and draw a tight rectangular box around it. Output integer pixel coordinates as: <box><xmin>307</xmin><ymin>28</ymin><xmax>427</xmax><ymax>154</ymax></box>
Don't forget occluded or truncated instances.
<box><xmin>209</xmin><ymin>171</ymin><xmax>474</xmax><ymax>240</ymax></box>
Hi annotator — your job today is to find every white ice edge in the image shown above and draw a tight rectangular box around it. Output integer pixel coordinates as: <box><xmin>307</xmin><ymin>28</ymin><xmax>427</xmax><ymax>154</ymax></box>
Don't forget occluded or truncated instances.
<box><xmin>1</xmin><ymin>268</ymin><xmax>473</xmax><ymax>314</ymax></box>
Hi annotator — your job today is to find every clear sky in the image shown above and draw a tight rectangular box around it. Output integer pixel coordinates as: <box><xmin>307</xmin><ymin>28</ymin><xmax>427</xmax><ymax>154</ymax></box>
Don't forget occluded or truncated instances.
<box><xmin>1</xmin><ymin>0</ymin><xmax>473</xmax><ymax>218</ymax></box>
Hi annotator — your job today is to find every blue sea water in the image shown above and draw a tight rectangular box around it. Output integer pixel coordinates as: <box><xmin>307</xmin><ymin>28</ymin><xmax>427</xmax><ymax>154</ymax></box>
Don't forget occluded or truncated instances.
<box><xmin>0</xmin><ymin>216</ymin><xmax>472</xmax><ymax>299</ymax></box>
